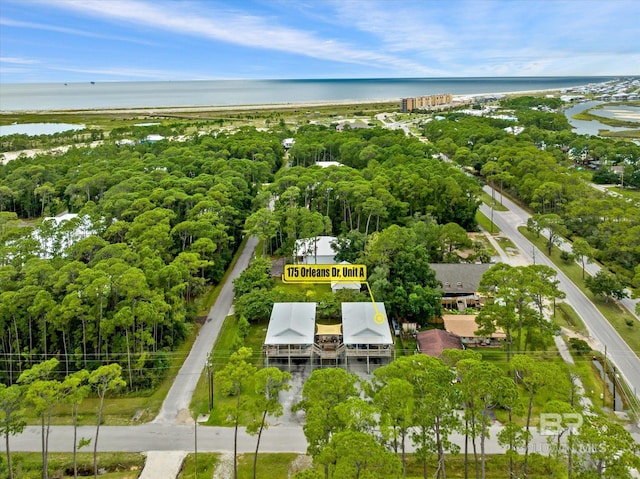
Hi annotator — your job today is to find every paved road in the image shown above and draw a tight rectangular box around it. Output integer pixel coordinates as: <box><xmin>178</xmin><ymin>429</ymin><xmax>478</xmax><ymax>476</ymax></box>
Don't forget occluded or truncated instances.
<box><xmin>485</xmin><ymin>184</ymin><xmax>639</xmax><ymax>320</ymax></box>
<box><xmin>480</xmin><ymin>190</ymin><xmax>640</xmax><ymax>402</ymax></box>
<box><xmin>154</xmin><ymin>236</ymin><xmax>259</xmax><ymax>424</ymax></box>
<box><xmin>11</xmin><ymin>423</ymin><xmax>635</xmax><ymax>456</ymax></box>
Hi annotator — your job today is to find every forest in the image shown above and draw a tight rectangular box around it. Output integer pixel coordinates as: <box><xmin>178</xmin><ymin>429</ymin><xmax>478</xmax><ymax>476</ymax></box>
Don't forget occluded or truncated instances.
<box><xmin>0</xmin><ymin>127</ymin><xmax>284</xmax><ymax>388</ymax></box>
<box><xmin>2</xmin><ymin>94</ymin><xmax>639</xmax><ymax>389</ymax></box>
<box><xmin>0</xmin><ymin>120</ymin><xmax>482</xmax><ymax>388</ymax></box>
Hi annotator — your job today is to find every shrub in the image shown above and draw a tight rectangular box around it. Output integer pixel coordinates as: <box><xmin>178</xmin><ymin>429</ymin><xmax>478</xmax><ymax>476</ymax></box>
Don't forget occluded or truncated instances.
<box><xmin>568</xmin><ymin>337</ymin><xmax>591</xmax><ymax>356</ymax></box>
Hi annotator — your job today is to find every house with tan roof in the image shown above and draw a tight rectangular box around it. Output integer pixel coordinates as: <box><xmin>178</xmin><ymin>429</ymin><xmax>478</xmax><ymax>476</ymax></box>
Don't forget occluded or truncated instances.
<box><xmin>442</xmin><ymin>314</ymin><xmax>505</xmax><ymax>346</ymax></box>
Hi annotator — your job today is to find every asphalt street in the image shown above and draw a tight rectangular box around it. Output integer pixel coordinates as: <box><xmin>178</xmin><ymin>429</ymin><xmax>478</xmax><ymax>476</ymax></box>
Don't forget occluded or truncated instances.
<box><xmin>9</xmin><ymin>424</ymin><xmax>615</xmax><ymax>456</ymax></box>
<box><xmin>480</xmin><ymin>187</ymin><xmax>640</xmax><ymax>402</ymax></box>
<box><xmin>154</xmin><ymin>236</ymin><xmax>259</xmax><ymax>424</ymax></box>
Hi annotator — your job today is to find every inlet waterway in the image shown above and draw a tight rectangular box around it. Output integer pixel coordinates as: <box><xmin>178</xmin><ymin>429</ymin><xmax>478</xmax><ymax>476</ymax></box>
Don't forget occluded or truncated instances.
<box><xmin>564</xmin><ymin>101</ymin><xmax>638</xmax><ymax>136</ymax></box>
<box><xmin>0</xmin><ymin>122</ymin><xmax>85</xmax><ymax>136</ymax></box>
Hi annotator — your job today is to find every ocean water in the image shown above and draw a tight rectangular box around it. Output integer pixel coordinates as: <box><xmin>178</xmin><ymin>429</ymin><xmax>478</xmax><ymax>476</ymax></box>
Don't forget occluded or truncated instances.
<box><xmin>0</xmin><ymin>77</ymin><xmax>623</xmax><ymax>111</ymax></box>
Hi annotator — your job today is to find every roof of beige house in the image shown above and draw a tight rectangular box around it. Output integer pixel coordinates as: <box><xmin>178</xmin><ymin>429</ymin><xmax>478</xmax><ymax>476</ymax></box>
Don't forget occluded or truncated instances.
<box><xmin>442</xmin><ymin>314</ymin><xmax>506</xmax><ymax>339</ymax></box>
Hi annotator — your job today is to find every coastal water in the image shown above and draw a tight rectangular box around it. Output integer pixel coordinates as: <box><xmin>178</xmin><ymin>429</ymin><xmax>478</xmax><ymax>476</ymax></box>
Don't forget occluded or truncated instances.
<box><xmin>0</xmin><ymin>122</ymin><xmax>85</xmax><ymax>137</ymax></box>
<box><xmin>564</xmin><ymin>101</ymin><xmax>637</xmax><ymax>136</ymax></box>
<box><xmin>0</xmin><ymin>77</ymin><xmax>622</xmax><ymax>111</ymax></box>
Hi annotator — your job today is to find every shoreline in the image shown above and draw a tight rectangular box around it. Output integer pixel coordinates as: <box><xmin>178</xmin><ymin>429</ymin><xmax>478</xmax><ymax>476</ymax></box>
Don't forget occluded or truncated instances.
<box><xmin>0</xmin><ymin>88</ymin><xmax>568</xmax><ymax>116</ymax></box>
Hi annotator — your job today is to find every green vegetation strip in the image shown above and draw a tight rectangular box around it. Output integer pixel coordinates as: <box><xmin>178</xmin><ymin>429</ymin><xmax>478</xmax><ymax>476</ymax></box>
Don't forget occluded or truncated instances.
<box><xmin>6</xmin><ymin>452</ymin><xmax>145</xmax><ymax>479</ymax></box>
<box><xmin>177</xmin><ymin>452</ymin><xmax>558</xmax><ymax>478</ymax></box>
<box><xmin>518</xmin><ymin>227</ymin><xmax>639</xmax><ymax>358</ymax></box>
<box><xmin>479</xmin><ymin>191</ymin><xmax>509</xmax><ymax>211</ymax></box>
<box><xmin>601</xmin><ymin>128</ymin><xmax>640</xmax><ymax>139</ymax></box>
<box><xmin>571</xmin><ymin>103</ymin><xmax>640</xmax><ymax>128</ymax></box>
<box><xmin>608</xmin><ymin>186</ymin><xmax>640</xmax><ymax>200</ymax></box>
<box><xmin>197</xmin><ymin>234</ymin><xmax>249</xmax><ymax>317</ymax></box>
<box><xmin>177</xmin><ymin>453</ymin><xmax>219</xmax><ymax>479</ymax></box>
<box><xmin>190</xmin><ymin>313</ymin><xmax>270</xmax><ymax>423</ymax></box>
<box><xmin>475</xmin><ymin>210</ymin><xmax>500</xmax><ymax>234</ymax></box>
<box><xmin>554</xmin><ymin>301</ymin><xmax>589</xmax><ymax>337</ymax></box>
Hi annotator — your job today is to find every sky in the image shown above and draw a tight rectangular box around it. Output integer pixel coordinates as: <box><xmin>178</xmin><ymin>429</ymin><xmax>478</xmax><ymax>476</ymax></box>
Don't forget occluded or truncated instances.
<box><xmin>1</xmin><ymin>0</ymin><xmax>639</xmax><ymax>83</ymax></box>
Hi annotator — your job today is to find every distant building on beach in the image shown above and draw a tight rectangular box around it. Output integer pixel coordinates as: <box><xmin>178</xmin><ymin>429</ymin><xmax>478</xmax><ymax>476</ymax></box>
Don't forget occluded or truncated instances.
<box><xmin>401</xmin><ymin>94</ymin><xmax>453</xmax><ymax>112</ymax></box>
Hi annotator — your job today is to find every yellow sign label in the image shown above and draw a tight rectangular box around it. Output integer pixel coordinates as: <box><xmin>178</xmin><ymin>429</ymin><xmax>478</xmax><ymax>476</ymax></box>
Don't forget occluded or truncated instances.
<box><xmin>282</xmin><ymin>264</ymin><xmax>367</xmax><ymax>283</ymax></box>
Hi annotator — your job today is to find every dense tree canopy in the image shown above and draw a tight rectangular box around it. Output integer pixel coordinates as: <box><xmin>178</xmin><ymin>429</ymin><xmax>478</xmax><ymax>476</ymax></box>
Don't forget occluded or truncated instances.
<box><xmin>0</xmin><ymin>128</ymin><xmax>284</xmax><ymax>388</ymax></box>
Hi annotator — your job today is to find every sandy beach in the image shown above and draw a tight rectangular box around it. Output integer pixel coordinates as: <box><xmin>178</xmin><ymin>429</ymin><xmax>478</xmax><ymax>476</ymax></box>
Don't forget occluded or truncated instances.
<box><xmin>0</xmin><ymin>86</ymin><xmax>571</xmax><ymax>117</ymax></box>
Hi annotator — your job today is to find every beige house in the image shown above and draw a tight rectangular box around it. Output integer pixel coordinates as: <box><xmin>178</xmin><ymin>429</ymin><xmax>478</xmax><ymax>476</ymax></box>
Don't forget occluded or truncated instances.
<box><xmin>442</xmin><ymin>314</ymin><xmax>505</xmax><ymax>346</ymax></box>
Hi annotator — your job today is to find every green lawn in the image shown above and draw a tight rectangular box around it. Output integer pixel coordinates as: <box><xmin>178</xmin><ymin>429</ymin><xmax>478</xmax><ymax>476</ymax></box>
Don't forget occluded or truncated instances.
<box><xmin>177</xmin><ymin>453</ymin><xmax>219</xmax><ymax>479</ymax></box>
<box><xmin>495</xmin><ymin>235</ymin><xmax>516</xmax><ymax>251</ymax></box>
<box><xmin>608</xmin><ymin>186</ymin><xmax>640</xmax><ymax>200</ymax></box>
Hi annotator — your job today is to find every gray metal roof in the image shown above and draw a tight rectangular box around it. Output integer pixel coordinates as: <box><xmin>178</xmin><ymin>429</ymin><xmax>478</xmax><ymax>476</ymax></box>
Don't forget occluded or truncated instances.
<box><xmin>429</xmin><ymin>263</ymin><xmax>491</xmax><ymax>295</ymax></box>
<box><xmin>341</xmin><ymin>302</ymin><xmax>393</xmax><ymax>345</ymax></box>
<box><xmin>264</xmin><ymin>303</ymin><xmax>316</xmax><ymax>345</ymax></box>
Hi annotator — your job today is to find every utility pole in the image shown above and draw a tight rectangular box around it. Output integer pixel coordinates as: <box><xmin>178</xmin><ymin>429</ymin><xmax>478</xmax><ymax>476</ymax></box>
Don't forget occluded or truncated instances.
<box><xmin>490</xmin><ymin>203</ymin><xmax>494</xmax><ymax>234</ymax></box>
<box><xmin>612</xmin><ymin>366</ymin><xmax>617</xmax><ymax>411</ymax></box>
<box><xmin>194</xmin><ymin>420</ymin><xmax>198</xmax><ymax>479</ymax></box>
<box><xmin>206</xmin><ymin>360</ymin><xmax>213</xmax><ymax>411</ymax></box>
<box><xmin>603</xmin><ymin>344</ymin><xmax>607</xmax><ymax>408</ymax></box>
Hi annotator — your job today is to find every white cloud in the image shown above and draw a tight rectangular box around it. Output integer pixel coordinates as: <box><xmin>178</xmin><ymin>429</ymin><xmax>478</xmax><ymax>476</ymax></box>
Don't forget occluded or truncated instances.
<box><xmin>34</xmin><ymin>0</ymin><xmax>443</xmax><ymax>75</ymax></box>
<box><xmin>0</xmin><ymin>17</ymin><xmax>159</xmax><ymax>46</ymax></box>
<box><xmin>0</xmin><ymin>56</ymin><xmax>39</xmax><ymax>65</ymax></box>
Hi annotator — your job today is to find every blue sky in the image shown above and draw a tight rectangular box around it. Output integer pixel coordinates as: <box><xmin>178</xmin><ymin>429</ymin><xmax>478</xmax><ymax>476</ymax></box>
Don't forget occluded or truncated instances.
<box><xmin>1</xmin><ymin>0</ymin><xmax>638</xmax><ymax>83</ymax></box>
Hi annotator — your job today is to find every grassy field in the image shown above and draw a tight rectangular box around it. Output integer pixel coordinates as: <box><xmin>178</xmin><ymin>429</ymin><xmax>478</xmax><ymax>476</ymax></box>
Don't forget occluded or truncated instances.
<box><xmin>3</xmin><ymin>452</ymin><xmax>145</xmax><ymax>479</ymax></box>
<box><xmin>176</xmin><ymin>452</ymin><xmax>558</xmax><ymax>478</ymax></box>
<box><xmin>608</xmin><ymin>186</ymin><xmax>640</xmax><ymax>200</ymax></box>
<box><xmin>518</xmin><ymin>227</ymin><xmax>639</xmax><ymax>359</ymax></box>
<box><xmin>177</xmin><ymin>453</ymin><xmax>219</xmax><ymax>479</ymax></box>
<box><xmin>601</xmin><ymin>128</ymin><xmax>640</xmax><ymax>139</ymax></box>
<box><xmin>494</xmin><ymin>235</ymin><xmax>516</xmax><ymax>251</ymax></box>
<box><xmin>0</xmin><ymin>101</ymin><xmax>397</xmax><ymax>132</ymax></box>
